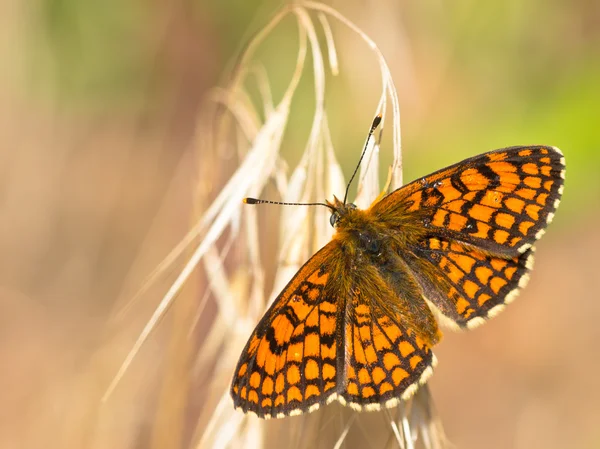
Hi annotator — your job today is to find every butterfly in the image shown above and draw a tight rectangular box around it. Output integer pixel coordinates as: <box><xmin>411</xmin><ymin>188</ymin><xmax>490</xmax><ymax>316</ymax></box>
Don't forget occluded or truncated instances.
<box><xmin>231</xmin><ymin>117</ymin><xmax>565</xmax><ymax>419</ymax></box>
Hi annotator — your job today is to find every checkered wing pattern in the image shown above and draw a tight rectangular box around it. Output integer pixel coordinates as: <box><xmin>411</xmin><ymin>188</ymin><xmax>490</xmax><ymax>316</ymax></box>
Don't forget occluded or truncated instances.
<box><xmin>340</xmin><ymin>284</ymin><xmax>436</xmax><ymax>410</ymax></box>
<box><xmin>232</xmin><ymin>145</ymin><xmax>565</xmax><ymax>419</ymax></box>
<box><xmin>230</xmin><ymin>242</ymin><xmax>342</xmax><ymax>419</ymax></box>
<box><xmin>373</xmin><ymin>146</ymin><xmax>565</xmax><ymax>328</ymax></box>
<box><xmin>405</xmin><ymin>237</ymin><xmax>535</xmax><ymax>329</ymax></box>
<box><xmin>375</xmin><ymin>146</ymin><xmax>565</xmax><ymax>256</ymax></box>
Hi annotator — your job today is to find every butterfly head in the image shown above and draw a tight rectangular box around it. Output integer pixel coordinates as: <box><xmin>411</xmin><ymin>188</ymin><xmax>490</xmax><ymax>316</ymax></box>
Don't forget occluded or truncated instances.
<box><xmin>327</xmin><ymin>195</ymin><xmax>358</xmax><ymax>228</ymax></box>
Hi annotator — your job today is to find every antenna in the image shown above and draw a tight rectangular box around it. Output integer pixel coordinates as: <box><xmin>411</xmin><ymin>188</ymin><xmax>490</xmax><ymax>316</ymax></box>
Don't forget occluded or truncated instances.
<box><xmin>343</xmin><ymin>114</ymin><xmax>382</xmax><ymax>204</ymax></box>
<box><xmin>243</xmin><ymin>197</ymin><xmax>335</xmax><ymax>211</ymax></box>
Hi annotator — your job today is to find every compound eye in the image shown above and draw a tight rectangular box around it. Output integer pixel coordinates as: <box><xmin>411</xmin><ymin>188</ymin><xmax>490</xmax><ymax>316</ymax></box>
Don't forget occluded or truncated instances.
<box><xmin>329</xmin><ymin>212</ymin><xmax>339</xmax><ymax>227</ymax></box>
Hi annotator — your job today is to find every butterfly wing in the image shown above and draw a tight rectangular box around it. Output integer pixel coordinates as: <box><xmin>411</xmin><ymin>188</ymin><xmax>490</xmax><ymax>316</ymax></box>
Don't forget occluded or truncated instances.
<box><xmin>372</xmin><ymin>146</ymin><xmax>564</xmax><ymax>329</ymax></box>
<box><xmin>404</xmin><ymin>237</ymin><xmax>534</xmax><ymax>328</ymax></box>
<box><xmin>231</xmin><ymin>241</ymin><xmax>344</xmax><ymax>418</ymax></box>
<box><xmin>339</xmin><ymin>258</ymin><xmax>438</xmax><ymax>410</ymax></box>
<box><xmin>232</xmin><ymin>238</ymin><xmax>440</xmax><ymax>417</ymax></box>
<box><xmin>373</xmin><ymin>146</ymin><xmax>565</xmax><ymax>256</ymax></box>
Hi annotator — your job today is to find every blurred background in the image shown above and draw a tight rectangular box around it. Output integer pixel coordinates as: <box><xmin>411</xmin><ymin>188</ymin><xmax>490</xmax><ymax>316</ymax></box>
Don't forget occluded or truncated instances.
<box><xmin>1</xmin><ymin>0</ymin><xmax>598</xmax><ymax>448</ymax></box>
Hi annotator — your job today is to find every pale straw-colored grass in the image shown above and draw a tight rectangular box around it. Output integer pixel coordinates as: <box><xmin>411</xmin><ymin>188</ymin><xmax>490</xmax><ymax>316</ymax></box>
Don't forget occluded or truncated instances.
<box><xmin>104</xmin><ymin>3</ymin><xmax>449</xmax><ymax>448</ymax></box>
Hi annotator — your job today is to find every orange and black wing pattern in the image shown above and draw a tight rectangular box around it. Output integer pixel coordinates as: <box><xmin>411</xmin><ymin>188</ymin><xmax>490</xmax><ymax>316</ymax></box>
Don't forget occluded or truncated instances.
<box><xmin>231</xmin><ymin>239</ymin><xmax>439</xmax><ymax>417</ymax></box>
<box><xmin>374</xmin><ymin>146</ymin><xmax>565</xmax><ymax>256</ymax></box>
<box><xmin>373</xmin><ymin>146</ymin><xmax>564</xmax><ymax>328</ymax></box>
<box><xmin>232</xmin><ymin>144</ymin><xmax>565</xmax><ymax>418</ymax></box>
<box><xmin>231</xmin><ymin>242</ymin><xmax>343</xmax><ymax>418</ymax></box>
<box><xmin>339</xmin><ymin>267</ymin><xmax>437</xmax><ymax>411</ymax></box>
<box><xmin>404</xmin><ymin>237</ymin><xmax>535</xmax><ymax>329</ymax></box>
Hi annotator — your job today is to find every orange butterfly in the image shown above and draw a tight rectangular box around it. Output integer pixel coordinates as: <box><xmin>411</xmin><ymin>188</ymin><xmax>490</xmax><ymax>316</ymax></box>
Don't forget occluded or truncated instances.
<box><xmin>231</xmin><ymin>116</ymin><xmax>565</xmax><ymax>419</ymax></box>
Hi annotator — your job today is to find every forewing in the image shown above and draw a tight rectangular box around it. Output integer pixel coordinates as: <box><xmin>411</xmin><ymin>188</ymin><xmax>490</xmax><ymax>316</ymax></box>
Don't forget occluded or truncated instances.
<box><xmin>231</xmin><ymin>241</ymin><xmax>343</xmax><ymax>418</ymax></box>
<box><xmin>373</xmin><ymin>146</ymin><xmax>565</xmax><ymax>256</ymax></box>
<box><xmin>405</xmin><ymin>236</ymin><xmax>534</xmax><ymax>329</ymax></box>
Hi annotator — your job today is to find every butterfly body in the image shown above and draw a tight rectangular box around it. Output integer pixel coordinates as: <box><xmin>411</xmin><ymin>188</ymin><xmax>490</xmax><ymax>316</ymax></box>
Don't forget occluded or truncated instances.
<box><xmin>232</xmin><ymin>146</ymin><xmax>565</xmax><ymax>419</ymax></box>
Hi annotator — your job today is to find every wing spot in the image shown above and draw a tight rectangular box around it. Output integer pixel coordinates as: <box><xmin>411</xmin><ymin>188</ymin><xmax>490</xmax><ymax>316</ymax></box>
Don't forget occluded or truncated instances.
<box><xmin>504</xmin><ymin>266</ymin><xmax>517</xmax><ymax>280</ymax></box>
<box><xmin>521</xmin><ymin>163</ymin><xmax>539</xmax><ymax>175</ymax></box>
<box><xmin>288</xmin><ymin>342</ymin><xmax>302</xmax><ymax>362</ymax></box>
<box><xmin>409</xmin><ymin>355</ymin><xmax>423</xmax><ymax>369</ymax></box>
<box><xmin>362</xmin><ymin>386</ymin><xmax>376</xmax><ymax>398</ymax></box>
<box><xmin>515</xmin><ymin>188</ymin><xmax>536</xmax><ymax>200</ymax></box>
<box><xmin>248</xmin><ymin>390</ymin><xmax>259</xmax><ymax>404</ymax></box>
<box><xmin>273</xmin><ymin>315</ymin><xmax>293</xmax><ymax>346</ymax></box>
<box><xmin>490</xmin><ymin>276</ymin><xmax>508</xmax><ymax>294</ymax></box>
<box><xmin>287</xmin><ymin>386</ymin><xmax>302</xmax><ymax>403</ymax></box>
<box><xmin>475</xmin><ymin>266</ymin><xmax>493</xmax><ymax>284</ymax></box>
<box><xmin>480</xmin><ymin>190</ymin><xmax>504</xmax><ymax>208</ymax></box>
<box><xmin>287</xmin><ymin>364</ymin><xmax>301</xmax><ymax>385</ymax></box>
<box><xmin>364</xmin><ymin>345</ymin><xmax>378</xmax><ymax>364</ymax></box>
<box><xmin>392</xmin><ymin>367</ymin><xmax>409</xmax><ymax>385</ymax></box>
<box><xmin>383</xmin><ymin>352</ymin><xmax>401</xmax><ymax>370</ymax></box>
<box><xmin>519</xmin><ymin>220</ymin><xmax>534</xmax><ymax>235</ymax></box>
<box><xmin>525</xmin><ymin>204</ymin><xmax>541</xmax><ymax>220</ymax></box>
<box><xmin>273</xmin><ymin>373</ymin><xmax>285</xmax><ymax>394</ymax></box>
<box><xmin>523</xmin><ymin>176</ymin><xmax>542</xmax><ymax>189</ymax></box>
<box><xmin>448</xmin><ymin>212</ymin><xmax>468</xmax><ymax>231</ymax></box>
<box><xmin>477</xmin><ymin>293</ymin><xmax>492</xmax><ymax>306</ymax></box>
<box><xmin>541</xmin><ymin>165</ymin><xmax>552</xmax><ymax>176</ymax></box>
<box><xmin>488</xmin><ymin>161</ymin><xmax>518</xmax><ymax>174</ymax></box>
<box><xmin>468</xmin><ymin>203</ymin><xmax>495</xmax><ymax>222</ymax></box>
<box><xmin>358</xmin><ymin>368</ymin><xmax>372</xmax><ymax>384</ymax></box>
<box><xmin>488</xmin><ymin>151</ymin><xmax>508</xmax><ymax>161</ymax></box>
<box><xmin>504</xmin><ymin>197</ymin><xmax>525</xmax><ymax>213</ymax></box>
<box><xmin>379</xmin><ymin>382</ymin><xmax>394</xmax><ymax>394</ymax></box>
<box><xmin>474</xmin><ymin>221</ymin><xmax>491</xmax><ymax>239</ymax></box>
<box><xmin>304</xmin><ymin>333</ymin><xmax>320</xmax><ymax>357</ymax></box>
<box><xmin>323</xmin><ymin>363</ymin><xmax>336</xmax><ymax>380</ymax></box>
<box><xmin>305</xmin><ymin>385</ymin><xmax>320</xmax><ymax>399</ymax></box>
<box><xmin>463</xmin><ymin>279</ymin><xmax>479</xmax><ymax>299</ymax></box>
<box><xmin>275</xmin><ymin>394</ymin><xmax>285</xmax><ymax>406</ymax></box>
<box><xmin>305</xmin><ymin>359</ymin><xmax>319</xmax><ymax>380</ymax></box>
<box><xmin>372</xmin><ymin>367</ymin><xmax>387</xmax><ymax>385</ymax></box>
<box><xmin>490</xmin><ymin>258</ymin><xmax>508</xmax><ymax>271</ymax></box>
<box><xmin>456</xmin><ymin>296</ymin><xmax>470</xmax><ymax>315</ymax></box>
<box><xmin>347</xmin><ymin>382</ymin><xmax>359</xmax><ymax>396</ymax></box>
<box><xmin>446</xmin><ymin>199</ymin><xmax>466</xmax><ymax>213</ymax></box>
<box><xmin>249</xmin><ymin>372</ymin><xmax>261</xmax><ymax>389</ymax></box>
<box><xmin>494</xmin><ymin>229</ymin><xmax>510</xmax><ymax>244</ymax></box>
<box><xmin>449</xmin><ymin>253</ymin><xmax>476</xmax><ymax>273</ymax></box>
<box><xmin>262</xmin><ymin>376</ymin><xmax>274</xmax><ymax>395</ymax></box>
<box><xmin>460</xmin><ymin>168</ymin><xmax>490</xmax><ymax>190</ymax></box>
<box><xmin>495</xmin><ymin>212</ymin><xmax>515</xmax><ymax>229</ymax></box>
<box><xmin>399</xmin><ymin>341</ymin><xmax>416</xmax><ymax>357</ymax></box>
